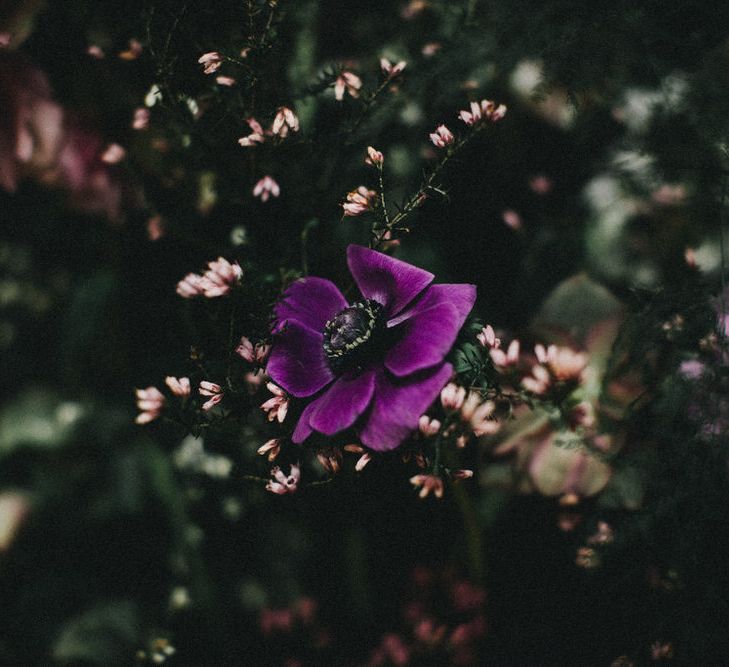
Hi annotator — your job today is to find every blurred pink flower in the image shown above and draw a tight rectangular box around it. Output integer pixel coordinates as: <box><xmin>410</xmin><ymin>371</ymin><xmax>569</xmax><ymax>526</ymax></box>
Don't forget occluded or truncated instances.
<box><xmin>100</xmin><ymin>143</ymin><xmax>125</xmax><ymax>164</ymax></box>
<box><xmin>529</xmin><ymin>174</ymin><xmax>553</xmax><ymax>195</ymax></box>
<box><xmin>198</xmin><ymin>51</ymin><xmax>222</xmax><ymax>74</ymax></box>
<box><xmin>86</xmin><ymin>44</ymin><xmax>104</xmax><ymax>59</ymax></box>
<box><xmin>490</xmin><ymin>339</ymin><xmax>520</xmax><ymax>368</ymax></box>
<box><xmin>441</xmin><ymin>383</ymin><xmax>466</xmax><ymax>411</ymax></box>
<box><xmin>132</xmin><ymin>107</ymin><xmax>150</xmax><ymax>130</ymax></box>
<box><xmin>418</xmin><ymin>415</ymin><xmax>441</xmax><ymax>437</ymax></box>
<box><xmin>135</xmin><ymin>386</ymin><xmax>165</xmax><ymax>424</ymax></box>
<box><xmin>215</xmin><ymin>75</ymin><xmax>236</xmax><ymax>86</ymax></box>
<box><xmin>342</xmin><ymin>185</ymin><xmax>376</xmax><ymax>216</ymax></box>
<box><xmin>199</xmin><ymin>381</ymin><xmax>223</xmax><ymax>411</ymax></box>
<box><xmin>165</xmin><ymin>376</ymin><xmax>191</xmax><ymax>397</ymax></box>
<box><xmin>253</xmin><ymin>175</ymin><xmax>280</xmax><ymax>202</ymax></box>
<box><xmin>429</xmin><ymin>124</ymin><xmax>454</xmax><ymax>148</ymax></box>
<box><xmin>476</xmin><ymin>324</ymin><xmax>500</xmax><ymax>349</ymax></box>
<box><xmin>502</xmin><ymin>209</ymin><xmax>522</xmax><ymax>230</ymax></box>
<box><xmin>380</xmin><ymin>58</ymin><xmax>406</xmax><ymax>78</ymax></box>
<box><xmin>235</xmin><ymin>336</ymin><xmax>270</xmax><ymax>364</ymax></box>
<box><xmin>410</xmin><ymin>474</ymin><xmax>444</xmax><ymax>499</ymax></box>
<box><xmin>334</xmin><ymin>71</ymin><xmax>361</xmax><ymax>101</ymax></box>
<box><xmin>238</xmin><ymin>117</ymin><xmax>266</xmax><ymax>147</ymax></box>
<box><xmin>119</xmin><ymin>39</ymin><xmax>143</xmax><ymax>61</ymax></box>
<box><xmin>365</xmin><ymin>145</ymin><xmax>383</xmax><ymax>166</ymax></box>
<box><xmin>271</xmin><ymin>106</ymin><xmax>299</xmax><ymax>138</ymax></box>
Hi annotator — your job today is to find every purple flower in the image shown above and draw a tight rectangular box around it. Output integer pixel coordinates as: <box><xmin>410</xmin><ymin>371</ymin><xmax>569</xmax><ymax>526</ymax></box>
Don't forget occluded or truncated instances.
<box><xmin>267</xmin><ymin>245</ymin><xmax>476</xmax><ymax>451</ymax></box>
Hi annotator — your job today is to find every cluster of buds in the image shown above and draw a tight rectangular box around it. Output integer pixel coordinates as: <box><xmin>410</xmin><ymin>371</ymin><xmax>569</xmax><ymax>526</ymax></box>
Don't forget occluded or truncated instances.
<box><xmin>235</xmin><ymin>336</ymin><xmax>270</xmax><ymax>366</ymax></box>
<box><xmin>410</xmin><ymin>474</ymin><xmax>444</xmax><ymax>499</ymax></box>
<box><xmin>489</xmin><ymin>339</ymin><xmax>520</xmax><ymax>369</ymax></box>
<box><xmin>342</xmin><ymin>186</ymin><xmax>377</xmax><ymax>216</ymax></box>
<box><xmin>253</xmin><ymin>175</ymin><xmax>280</xmax><ymax>202</ymax></box>
<box><xmin>334</xmin><ymin>71</ymin><xmax>362</xmax><ymax>101</ymax></box>
<box><xmin>261</xmin><ymin>382</ymin><xmax>289</xmax><ymax>423</ymax></box>
<box><xmin>165</xmin><ymin>376</ymin><xmax>191</xmax><ymax>397</ymax></box>
<box><xmin>266</xmin><ymin>463</ymin><xmax>300</xmax><ymax>495</ymax></box>
<box><xmin>176</xmin><ymin>256</ymin><xmax>243</xmax><ymax>298</ymax></box>
<box><xmin>257</xmin><ymin>438</ymin><xmax>282</xmax><ymax>462</ymax></box>
<box><xmin>458</xmin><ymin>99</ymin><xmax>507</xmax><ymax>126</ymax></box>
<box><xmin>316</xmin><ymin>446</ymin><xmax>343</xmax><ymax>474</ymax></box>
<box><xmin>365</xmin><ymin>146</ymin><xmax>384</xmax><ymax>167</ymax></box>
<box><xmin>135</xmin><ymin>386</ymin><xmax>165</xmax><ymax>424</ymax></box>
<box><xmin>238</xmin><ymin>107</ymin><xmax>300</xmax><ymax>146</ymax></box>
<box><xmin>429</xmin><ymin>125</ymin><xmax>454</xmax><ymax>149</ymax></box>
<box><xmin>198</xmin><ymin>51</ymin><xmax>223</xmax><ymax>75</ymax></box>
<box><xmin>522</xmin><ymin>344</ymin><xmax>588</xmax><ymax>395</ymax></box>
<box><xmin>199</xmin><ymin>381</ymin><xmax>223</xmax><ymax>411</ymax></box>
<box><xmin>380</xmin><ymin>57</ymin><xmax>407</xmax><ymax>79</ymax></box>
<box><xmin>440</xmin><ymin>383</ymin><xmax>500</xmax><ymax>438</ymax></box>
<box><xmin>132</xmin><ymin>107</ymin><xmax>150</xmax><ymax>130</ymax></box>
<box><xmin>344</xmin><ymin>444</ymin><xmax>372</xmax><ymax>471</ymax></box>
<box><xmin>238</xmin><ymin>118</ymin><xmax>266</xmax><ymax>147</ymax></box>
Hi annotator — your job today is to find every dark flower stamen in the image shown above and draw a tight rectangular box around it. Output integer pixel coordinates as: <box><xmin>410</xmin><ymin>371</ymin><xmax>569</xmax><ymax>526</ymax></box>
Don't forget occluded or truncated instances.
<box><xmin>323</xmin><ymin>299</ymin><xmax>384</xmax><ymax>371</ymax></box>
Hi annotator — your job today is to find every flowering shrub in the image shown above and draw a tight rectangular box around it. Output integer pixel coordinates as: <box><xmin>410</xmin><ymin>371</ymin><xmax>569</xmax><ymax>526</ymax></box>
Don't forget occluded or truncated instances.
<box><xmin>2</xmin><ymin>0</ymin><xmax>729</xmax><ymax>664</ymax></box>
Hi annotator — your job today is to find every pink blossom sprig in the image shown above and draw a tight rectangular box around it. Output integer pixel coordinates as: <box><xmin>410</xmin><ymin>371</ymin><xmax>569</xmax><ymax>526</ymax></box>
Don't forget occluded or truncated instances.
<box><xmin>135</xmin><ymin>386</ymin><xmax>165</xmax><ymax>424</ymax></box>
<box><xmin>380</xmin><ymin>57</ymin><xmax>407</xmax><ymax>79</ymax></box>
<box><xmin>458</xmin><ymin>99</ymin><xmax>507</xmax><ymax>126</ymax></box>
<box><xmin>198</xmin><ymin>51</ymin><xmax>223</xmax><ymax>75</ymax></box>
<box><xmin>199</xmin><ymin>381</ymin><xmax>223</xmax><ymax>411</ymax></box>
<box><xmin>253</xmin><ymin>176</ymin><xmax>280</xmax><ymax>202</ymax></box>
<box><xmin>342</xmin><ymin>186</ymin><xmax>377</xmax><ymax>217</ymax></box>
<box><xmin>266</xmin><ymin>463</ymin><xmax>300</xmax><ymax>495</ymax></box>
<box><xmin>176</xmin><ymin>257</ymin><xmax>243</xmax><ymax>298</ymax></box>
<box><xmin>334</xmin><ymin>71</ymin><xmax>362</xmax><ymax>101</ymax></box>
<box><xmin>260</xmin><ymin>382</ymin><xmax>289</xmax><ymax>423</ymax></box>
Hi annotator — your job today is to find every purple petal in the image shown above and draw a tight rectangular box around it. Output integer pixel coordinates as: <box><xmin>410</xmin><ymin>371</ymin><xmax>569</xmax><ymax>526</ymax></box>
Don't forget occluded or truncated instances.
<box><xmin>385</xmin><ymin>301</ymin><xmax>459</xmax><ymax>376</ymax></box>
<box><xmin>359</xmin><ymin>363</ymin><xmax>453</xmax><ymax>451</ymax></box>
<box><xmin>388</xmin><ymin>283</ymin><xmax>476</xmax><ymax>327</ymax></box>
<box><xmin>274</xmin><ymin>277</ymin><xmax>347</xmax><ymax>332</ymax></box>
<box><xmin>347</xmin><ymin>245</ymin><xmax>433</xmax><ymax>317</ymax></box>
<box><xmin>309</xmin><ymin>369</ymin><xmax>376</xmax><ymax>435</ymax></box>
<box><xmin>267</xmin><ymin>319</ymin><xmax>334</xmax><ymax>397</ymax></box>
<box><xmin>292</xmin><ymin>397</ymin><xmax>320</xmax><ymax>443</ymax></box>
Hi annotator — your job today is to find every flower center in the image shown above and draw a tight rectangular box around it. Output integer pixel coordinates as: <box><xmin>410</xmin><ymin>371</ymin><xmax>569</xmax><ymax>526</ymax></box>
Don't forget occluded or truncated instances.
<box><xmin>323</xmin><ymin>299</ymin><xmax>385</xmax><ymax>372</ymax></box>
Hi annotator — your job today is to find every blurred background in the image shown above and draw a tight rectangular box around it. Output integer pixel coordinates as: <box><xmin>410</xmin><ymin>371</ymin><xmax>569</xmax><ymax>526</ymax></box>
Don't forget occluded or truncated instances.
<box><xmin>2</xmin><ymin>0</ymin><xmax>729</xmax><ymax>664</ymax></box>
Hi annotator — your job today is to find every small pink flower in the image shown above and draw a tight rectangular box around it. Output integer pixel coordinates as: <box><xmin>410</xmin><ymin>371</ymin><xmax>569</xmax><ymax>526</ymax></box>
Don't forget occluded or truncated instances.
<box><xmin>253</xmin><ymin>176</ymin><xmax>280</xmax><ymax>202</ymax></box>
<box><xmin>587</xmin><ymin>521</ymin><xmax>614</xmax><ymax>545</ymax></box>
<box><xmin>421</xmin><ymin>42</ymin><xmax>441</xmax><ymax>57</ymax></box>
<box><xmin>176</xmin><ymin>273</ymin><xmax>205</xmax><ymax>298</ymax></box>
<box><xmin>502</xmin><ymin>209</ymin><xmax>522</xmax><ymax>230</ymax></box>
<box><xmin>334</xmin><ymin>71</ymin><xmax>362</xmax><ymax>101</ymax></box>
<box><xmin>199</xmin><ymin>381</ymin><xmax>223</xmax><ymax>411</ymax></box>
<box><xmin>342</xmin><ymin>185</ymin><xmax>376</xmax><ymax>216</ymax></box>
<box><xmin>529</xmin><ymin>174</ymin><xmax>553</xmax><ymax>195</ymax></box>
<box><xmin>261</xmin><ymin>382</ymin><xmax>289</xmax><ymax>423</ymax></box>
<box><xmin>429</xmin><ymin>124</ymin><xmax>454</xmax><ymax>148</ymax></box>
<box><xmin>198</xmin><ymin>51</ymin><xmax>223</xmax><ymax>74</ymax></box>
<box><xmin>418</xmin><ymin>415</ymin><xmax>441</xmax><ymax>437</ymax></box>
<box><xmin>271</xmin><ymin>106</ymin><xmax>300</xmax><ymax>138</ymax></box>
<box><xmin>100</xmin><ymin>143</ymin><xmax>125</xmax><ymax>164</ymax></box>
<box><xmin>165</xmin><ymin>376</ymin><xmax>191</xmax><ymax>397</ymax></box>
<box><xmin>198</xmin><ymin>257</ymin><xmax>243</xmax><ymax>297</ymax></box>
<box><xmin>238</xmin><ymin>117</ymin><xmax>267</xmax><ymax>147</ymax></box>
<box><xmin>132</xmin><ymin>107</ymin><xmax>150</xmax><ymax>130</ymax></box>
<box><xmin>451</xmin><ymin>469</ymin><xmax>474</xmax><ymax>480</ymax></box>
<box><xmin>458</xmin><ymin>99</ymin><xmax>507</xmax><ymax>126</ymax></box>
<box><xmin>119</xmin><ymin>39</ymin><xmax>143</xmax><ymax>61</ymax></box>
<box><xmin>257</xmin><ymin>438</ymin><xmax>282</xmax><ymax>462</ymax></box>
<box><xmin>147</xmin><ymin>215</ymin><xmax>165</xmax><ymax>241</ymax></box>
<box><xmin>235</xmin><ymin>336</ymin><xmax>270</xmax><ymax>364</ymax></box>
<box><xmin>215</xmin><ymin>75</ymin><xmax>236</xmax><ymax>86</ymax></box>
<box><xmin>266</xmin><ymin>463</ymin><xmax>300</xmax><ymax>495</ymax></box>
<box><xmin>86</xmin><ymin>44</ymin><xmax>105</xmax><ymax>59</ymax></box>
<box><xmin>489</xmin><ymin>339</ymin><xmax>520</xmax><ymax>368</ymax></box>
<box><xmin>365</xmin><ymin>146</ymin><xmax>384</xmax><ymax>166</ymax></box>
<box><xmin>410</xmin><ymin>474</ymin><xmax>444</xmax><ymax>499</ymax></box>
<box><xmin>534</xmin><ymin>344</ymin><xmax>588</xmax><ymax>382</ymax></box>
<box><xmin>440</xmin><ymin>383</ymin><xmax>466</xmax><ymax>411</ymax></box>
<box><xmin>245</xmin><ymin>368</ymin><xmax>266</xmax><ymax>394</ymax></box>
<box><xmin>521</xmin><ymin>364</ymin><xmax>551</xmax><ymax>394</ymax></box>
<box><xmin>461</xmin><ymin>393</ymin><xmax>498</xmax><ymax>436</ymax></box>
<box><xmin>380</xmin><ymin>58</ymin><xmax>407</xmax><ymax>78</ymax></box>
<box><xmin>344</xmin><ymin>444</ymin><xmax>372</xmax><ymax>471</ymax></box>
<box><xmin>317</xmin><ymin>446</ymin><xmax>343</xmax><ymax>474</ymax></box>
<box><xmin>135</xmin><ymin>386</ymin><xmax>165</xmax><ymax>424</ymax></box>
<box><xmin>476</xmin><ymin>324</ymin><xmax>500</xmax><ymax>349</ymax></box>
